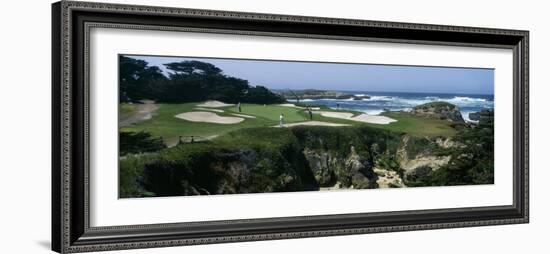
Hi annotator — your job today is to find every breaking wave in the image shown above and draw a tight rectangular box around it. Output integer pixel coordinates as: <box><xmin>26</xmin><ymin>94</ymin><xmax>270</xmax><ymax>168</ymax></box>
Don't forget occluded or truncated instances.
<box><xmin>296</xmin><ymin>92</ymin><xmax>494</xmax><ymax>116</ymax></box>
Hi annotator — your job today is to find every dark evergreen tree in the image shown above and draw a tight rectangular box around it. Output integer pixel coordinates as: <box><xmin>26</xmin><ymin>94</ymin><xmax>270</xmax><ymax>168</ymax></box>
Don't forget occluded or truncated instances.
<box><xmin>119</xmin><ymin>57</ymin><xmax>285</xmax><ymax>104</ymax></box>
<box><xmin>119</xmin><ymin>56</ymin><xmax>167</xmax><ymax>102</ymax></box>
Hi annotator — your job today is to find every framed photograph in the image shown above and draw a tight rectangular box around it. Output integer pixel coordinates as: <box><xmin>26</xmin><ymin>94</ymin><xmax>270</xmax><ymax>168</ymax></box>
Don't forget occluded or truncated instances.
<box><xmin>52</xmin><ymin>1</ymin><xmax>529</xmax><ymax>253</ymax></box>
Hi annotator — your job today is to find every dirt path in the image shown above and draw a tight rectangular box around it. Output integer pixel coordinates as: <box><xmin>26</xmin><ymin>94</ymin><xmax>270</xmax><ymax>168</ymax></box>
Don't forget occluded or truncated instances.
<box><xmin>119</xmin><ymin>100</ymin><xmax>159</xmax><ymax>127</ymax></box>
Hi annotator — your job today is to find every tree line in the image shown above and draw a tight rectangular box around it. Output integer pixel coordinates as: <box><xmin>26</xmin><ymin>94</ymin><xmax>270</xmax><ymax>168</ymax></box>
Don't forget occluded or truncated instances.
<box><xmin>119</xmin><ymin>56</ymin><xmax>285</xmax><ymax>104</ymax></box>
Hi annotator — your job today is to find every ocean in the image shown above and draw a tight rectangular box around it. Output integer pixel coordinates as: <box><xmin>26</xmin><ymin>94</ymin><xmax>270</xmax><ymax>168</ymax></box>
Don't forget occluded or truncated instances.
<box><xmin>292</xmin><ymin>91</ymin><xmax>494</xmax><ymax>122</ymax></box>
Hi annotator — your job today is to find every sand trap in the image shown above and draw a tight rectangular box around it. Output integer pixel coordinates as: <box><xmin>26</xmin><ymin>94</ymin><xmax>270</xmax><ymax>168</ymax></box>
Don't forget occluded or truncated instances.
<box><xmin>175</xmin><ymin>111</ymin><xmax>244</xmax><ymax>124</ymax></box>
<box><xmin>352</xmin><ymin>114</ymin><xmax>397</xmax><ymax>124</ymax></box>
<box><xmin>315</xmin><ymin>111</ymin><xmax>354</xmax><ymax>119</ymax></box>
<box><xmin>314</xmin><ymin>111</ymin><xmax>397</xmax><ymax>125</ymax></box>
<box><xmin>197</xmin><ymin>100</ymin><xmax>234</xmax><ymax>108</ymax></box>
<box><xmin>278</xmin><ymin>103</ymin><xmax>299</xmax><ymax>108</ymax></box>
<box><xmin>194</xmin><ymin>107</ymin><xmax>224</xmax><ymax>113</ymax></box>
<box><xmin>274</xmin><ymin>121</ymin><xmax>351</xmax><ymax>128</ymax></box>
<box><xmin>230</xmin><ymin>113</ymin><xmax>256</xmax><ymax>118</ymax></box>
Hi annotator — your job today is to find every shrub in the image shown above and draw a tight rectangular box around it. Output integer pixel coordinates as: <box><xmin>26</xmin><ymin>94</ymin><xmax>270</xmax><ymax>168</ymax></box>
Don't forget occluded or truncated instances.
<box><xmin>119</xmin><ymin>131</ymin><xmax>165</xmax><ymax>156</ymax></box>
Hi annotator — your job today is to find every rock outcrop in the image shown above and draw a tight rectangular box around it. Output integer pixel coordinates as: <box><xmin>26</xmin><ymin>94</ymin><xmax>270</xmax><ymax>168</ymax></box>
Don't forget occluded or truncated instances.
<box><xmin>469</xmin><ymin>112</ymin><xmax>481</xmax><ymax>121</ymax></box>
<box><xmin>302</xmin><ymin>148</ymin><xmax>339</xmax><ymax>186</ymax></box>
<box><xmin>278</xmin><ymin>89</ymin><xmax>369</xmax><ymax>101</ymax></box>
<box><xmin>303</xmin><ymin>146</ymin><xmax>376</xmax><ymax>189</ymax></box>
<box><xmin>411</xmin><ymin>102</ymin><xmax>464</xmax><ymax>123</ymax></box>
<box><xmin>435</xmin><ymin>137</ymin><xmax>465</xmax><ymax>149</ymax></box>
<box><xmin>345</xmin><ymin>146</ymin><xmax>375</xmax><ymax>189</ymax></box>
<box><xmin>373</xmin><ymin>168</ymin><xmax>406</xmax><ymax>188</ymax></box>
<box><xmin>478</xmin><ymin>109</ymin><xmax>494</xmax><ymax>127</ymax></box>
<box><xmin>396</xmin><ymin>135</ymin><xmax>451</xmax><ymax>182</ymax></box>
<box><xmin>135</xmin><ymin>126</ymin><xmax>459</xmax><ymax>197</ymax></box>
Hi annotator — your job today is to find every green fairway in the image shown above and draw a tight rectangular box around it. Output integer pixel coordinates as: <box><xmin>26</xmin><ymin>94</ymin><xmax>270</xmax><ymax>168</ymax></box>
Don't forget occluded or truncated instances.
<box><xmin>120</xmin><ymin>102</ymin><xmax>458</xmax><ymax>145</ymax></box>
<box><xmin>121</xmin><ymin>103</ymin><xmax>314</xmax><ymax>145</ymax></box>
<box><xmin>227</xmin><ymin>103</ymin><xmax>308</xmax><ymax>122</ymax></box>
<box><xmin>372</xmin><ymin>111</ymin><xmax>458</xmax><ymax>137</ymax></box>
<box><xmin>122</xmin><ymin>103</ymin><xmax>256</xmax><ymax>145</ymax></box>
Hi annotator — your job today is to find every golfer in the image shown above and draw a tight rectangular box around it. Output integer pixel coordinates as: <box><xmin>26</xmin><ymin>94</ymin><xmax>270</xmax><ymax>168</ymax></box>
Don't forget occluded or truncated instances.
<box><xmin>279</xmin><ymin>113</ymin><xmax>285</xmax><ymax>127</ymax></box>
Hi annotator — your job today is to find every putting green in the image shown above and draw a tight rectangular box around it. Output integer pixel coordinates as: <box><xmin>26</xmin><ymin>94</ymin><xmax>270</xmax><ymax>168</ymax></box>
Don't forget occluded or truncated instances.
<box><xmin>226</xmin><ymin>103</ymin><xmax>308</xmax><ymax>122</ymax></box>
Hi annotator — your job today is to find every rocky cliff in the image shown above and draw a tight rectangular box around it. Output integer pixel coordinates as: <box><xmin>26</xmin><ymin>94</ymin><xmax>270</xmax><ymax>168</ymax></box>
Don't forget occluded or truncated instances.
<box><xmin>396</xmin><ymin>135</ymin><xmax>451</xmax><ymax>182</ymax></box>
<box><xmin>411</xmin><ymin>101</ymin><xmax>464</xmax><ymax>123</ymax></box>
<box><xmin>302</xmin><ymin>146</ymin><xmax>376</xmax><ymax>189</ymax></box>
<box><xmin>124</xmin><ymin>126</ymin><xmax>465</xmax><ymax>197</ymax></box>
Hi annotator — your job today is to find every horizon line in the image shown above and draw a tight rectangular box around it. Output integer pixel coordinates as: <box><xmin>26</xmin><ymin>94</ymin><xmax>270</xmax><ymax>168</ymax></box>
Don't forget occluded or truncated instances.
<box><xmin>270</xmin><ymin>88</ymin><xmax>494</xmax><ymax>96</ymax></box>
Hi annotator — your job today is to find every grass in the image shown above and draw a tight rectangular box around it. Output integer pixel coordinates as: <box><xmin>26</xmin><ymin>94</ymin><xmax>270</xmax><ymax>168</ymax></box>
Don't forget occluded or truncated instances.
<box><xmin>373</xmin><ymin>111</ymin><xmax>458</xmax><ymax>137</ymax></box>
<box><xmin>227</xmin><ymin>103</ymin><xmax>308</xmax><ymax>122</ymax></box>
<box><xmin>120</xmin><ymin>102</ymin><xmax>458</xmax><ymax>145</ymax></box>
<box><xmin>121</xmin><ymin>103</ymin><xmax>310</xmax><ymax>145</ymax></box>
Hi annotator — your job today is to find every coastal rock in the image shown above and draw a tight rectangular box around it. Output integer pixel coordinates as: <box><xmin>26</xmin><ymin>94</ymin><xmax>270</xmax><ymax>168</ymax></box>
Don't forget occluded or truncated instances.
<box><xmin>345</xmin><ymin>146</ymin><xmax>374</xmax><ymax>189</ymax></box>
<box><xmin>279</xmin><ymin>89</ymin><xmax>369</xmax><ymax>100</ymax></box>
<box><xmin>411</xmin><ymin>102</ymin><xmax>464</xmax><ymax>123</ymax></box>
<box><xmin>373</xmin><ymin>168</ymin><xmax>406</xmax><ymax>188</ymax></box>
<box><xmin>435</xmin><ymin>137</ymin><xmax>465</xmax><ymax>149</ymax></box>
<box><xmin>478</xmin><ymin>109</ymin><xmax>494</xmax><ymax>127</ymax></box>
<box><xmin>469</xmin><ymin>112</ymin><xmax>481</xmax><ymax>121</ymax></box>
<box><xmin>302</xmin><ymin>148</ymin><xmax>338</xmax><ymax>186</ymax></box>
<box><xmin>303</xmin><ymin>146</ymin><xmax>375</xmax><ymax>188</ymax></box>
<box><xmin>396</xmin><ymin>135</ymin><xmax>451</xmax><ymax>182</ymax></box>
<box><xmin>400</xmin><ymin>155</ymin><xmax>451</xmax><ymax>181</ymax></box>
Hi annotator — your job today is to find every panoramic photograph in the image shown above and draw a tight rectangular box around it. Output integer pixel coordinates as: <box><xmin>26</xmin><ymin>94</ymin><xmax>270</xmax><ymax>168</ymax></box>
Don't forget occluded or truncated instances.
<box><xmin>118</xmin><ymin>54</ymin><xmax>494</xmax><ymax>198</ymax></box>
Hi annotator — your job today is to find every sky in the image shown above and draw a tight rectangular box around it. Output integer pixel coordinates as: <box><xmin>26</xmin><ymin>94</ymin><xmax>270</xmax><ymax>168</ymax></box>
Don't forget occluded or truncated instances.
<box><xmin>127</xmin><ymin>55</ymin><xmax>494</xmax><ymax>95</ymax></box>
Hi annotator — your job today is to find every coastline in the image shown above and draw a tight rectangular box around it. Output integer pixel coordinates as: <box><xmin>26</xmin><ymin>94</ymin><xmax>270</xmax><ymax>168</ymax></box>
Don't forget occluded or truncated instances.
<box><xmin>283</xmin><ymin>90</ymin><xmax>493</xmax><ymax>122</ymax></box>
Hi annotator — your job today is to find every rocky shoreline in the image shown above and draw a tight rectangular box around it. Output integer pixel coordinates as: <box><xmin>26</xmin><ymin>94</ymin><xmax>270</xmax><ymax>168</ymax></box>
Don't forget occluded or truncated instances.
<box><xmin>277</xmin><ymin>89</ymin><xmax>369</xmax><ymax>101</ymax></box>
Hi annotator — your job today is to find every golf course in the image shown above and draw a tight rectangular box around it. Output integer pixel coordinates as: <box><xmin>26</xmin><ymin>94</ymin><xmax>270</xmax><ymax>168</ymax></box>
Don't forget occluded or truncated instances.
<box><xmin>119</xmin><ymin>100</ymin><xmax>459</xmax><ymax>146</ymax></box>
<box><xmin>118</xmin><ymin>55</ymin><xmax>494</xmax><ymax>198</ymax></box>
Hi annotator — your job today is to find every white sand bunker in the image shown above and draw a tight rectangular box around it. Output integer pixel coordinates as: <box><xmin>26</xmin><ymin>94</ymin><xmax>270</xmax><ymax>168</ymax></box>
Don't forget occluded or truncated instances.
<box><xmin>197</xmin><ymin>100</ymin><xmax>234</xmax><ymax>108</ymax></box>
<box><xmin>274</xmin><ymin>121</ymin><xmax>351</xmax><ymax>128</ymax></box>
<box><xmin>230</xmin><ymin>113</ymin><xmax>256</xmax><ymax>118</ymax></box>
<box><xmin>278</xmin><ymin>103</ymin><xmax>297</xmax><ymax>108</ymax></box>
<box><xmin>316</xmin><ymin>111</ymin><xmax>354</xmax><ymax>119</ymax></box>
<box><xmin>175</xmin><ymin>112</ymin><xmax>244</xmax><ymax>124</ymax></box>
<box><xmin>194</xmin><ymin>107</ymin><xmax>224</xmax><ymax>113</ymax></box>
<box><xmin>314</xmin><ymin>111</ymin><xmax>397</xmax><ymax>125</ymax></box>
<box><xmin>352</xmin><ymin>114</ymin><xmax>397</xmax><ymax>124</ymax></box>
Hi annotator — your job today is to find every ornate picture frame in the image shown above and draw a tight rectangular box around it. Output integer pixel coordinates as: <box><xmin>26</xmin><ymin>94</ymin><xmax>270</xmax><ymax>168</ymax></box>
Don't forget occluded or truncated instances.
<box><xmin>52</xmin><ymin>1</ymin><xmax>529</xmax><ymax>253</ymax></box>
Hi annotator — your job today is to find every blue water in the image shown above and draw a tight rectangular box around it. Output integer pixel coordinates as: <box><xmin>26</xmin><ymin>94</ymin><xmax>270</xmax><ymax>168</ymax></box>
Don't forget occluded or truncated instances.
<box><xmin>292</xmin><ymin>91</ymin><xmax>494</xmax><ymax>122</ymax></box>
